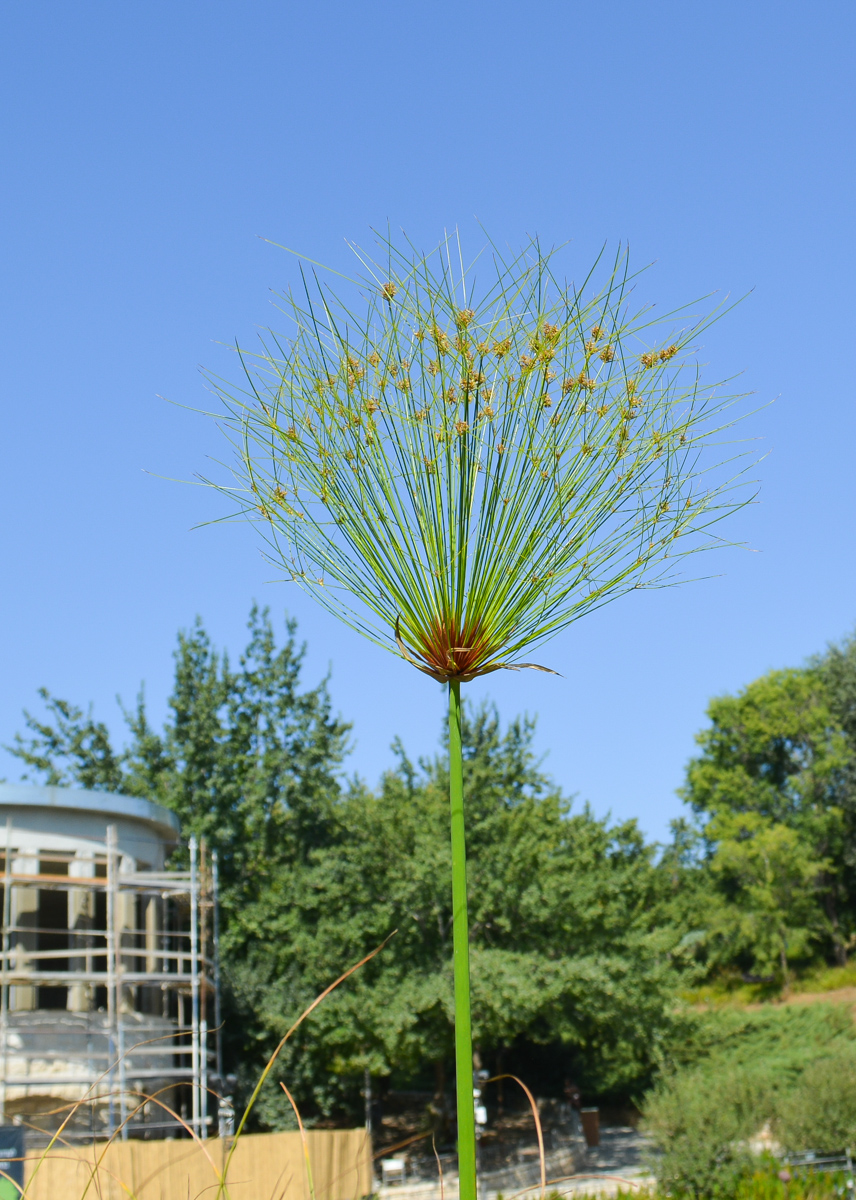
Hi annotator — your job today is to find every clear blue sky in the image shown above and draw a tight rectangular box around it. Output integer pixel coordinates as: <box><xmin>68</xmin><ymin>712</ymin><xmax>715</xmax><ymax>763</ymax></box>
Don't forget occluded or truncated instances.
<box><xmin>1</xmin><ymin>1</ymin><xmax>854</xmax><ymax>840</ymax></box>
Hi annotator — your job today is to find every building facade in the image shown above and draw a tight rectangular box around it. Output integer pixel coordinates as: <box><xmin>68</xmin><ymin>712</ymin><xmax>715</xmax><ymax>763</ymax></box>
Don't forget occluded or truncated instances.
<box><xmin>0</xmin><ymin>784</ymin><xmax>217</xmax><ymax>1140</ymax></box>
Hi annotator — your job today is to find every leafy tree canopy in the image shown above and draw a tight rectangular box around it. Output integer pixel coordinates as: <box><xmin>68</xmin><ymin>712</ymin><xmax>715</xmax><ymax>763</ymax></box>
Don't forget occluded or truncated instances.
<box><xmin>8</xmin><ymin>607</ymin><xmax>689</xmax><ymax>1126</ymax></box>
<box><xmin>232</xmin><ymin>705</ymin><xmax>688</xmax><ymax>1123</ymax></box>
<box><xmin>679</xmin><ymin>658</ymin><xmax>856</xmax><ymax>975</ymax></box>
<box><xmin>9</xmin><ymin>606</ymin><xmax>350</xmax><ymax>908</ymax></box>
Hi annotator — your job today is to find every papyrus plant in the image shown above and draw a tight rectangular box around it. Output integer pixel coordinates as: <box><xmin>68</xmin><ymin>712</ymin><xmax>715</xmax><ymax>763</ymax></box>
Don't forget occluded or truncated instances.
<box><xmin>205</xmin><ymin>232</ymin><xmax>751</xmax><ymax>1200</ymax></box>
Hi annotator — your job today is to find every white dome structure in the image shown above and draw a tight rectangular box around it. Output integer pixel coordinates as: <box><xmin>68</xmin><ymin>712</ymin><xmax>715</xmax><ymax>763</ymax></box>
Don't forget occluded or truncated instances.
<box><xmin>0</xmin><ymin>784</ymin><xmax>217</xmax><ymax>1143</ymax></box>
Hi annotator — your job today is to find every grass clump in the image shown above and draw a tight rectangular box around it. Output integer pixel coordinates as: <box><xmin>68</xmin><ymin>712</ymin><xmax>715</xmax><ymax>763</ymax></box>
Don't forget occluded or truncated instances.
<box><xmin>683</xmin><ymin>962</ymin><xmax>856</xmax><ymax>1008</ymax></box>
<box><xmin>791</xmin><ymin>962</ymin><xmax>856</xmax><ymax>995</ymax></box>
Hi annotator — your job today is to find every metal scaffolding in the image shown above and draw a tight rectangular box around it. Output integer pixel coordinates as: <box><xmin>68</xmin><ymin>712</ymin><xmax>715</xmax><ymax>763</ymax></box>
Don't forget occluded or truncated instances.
<box><xmin>0</xmin><ymin>822</ymin><xmax>218</xmax><ymax>1140</ymax></box>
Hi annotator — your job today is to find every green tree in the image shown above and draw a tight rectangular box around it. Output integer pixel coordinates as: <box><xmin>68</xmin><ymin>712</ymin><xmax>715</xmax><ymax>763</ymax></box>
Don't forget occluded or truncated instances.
<box><xmin>227</xmin><ymin>705</ymin><xmax>690</xmax><ymax>1127</ymax></box>
<box><xmin>681</xmin><ymin>667</ymin><xmax>852</xmax><ymax>970</ymax></box>
<box><xmin>652</xmin><ymin>817</ymin><xmax>723</xmax><ymax>977</ymax></box>
<box><xmin>707</xmin><ymin>809</ymin><xmax>827</xmax><ymax>987</ymax></box>
<box><xmin>9</xmin><ymin>611</ymin><xmax>688</xmax><ymax>1129</ymax></box>
<box><xmin>816</xmin><ymin>629</ymin><xmax>856</xmax><ymax>743</ymax></box>
<box><xmin>813</xmin><ymin>630</ymin><xmax>856</xmax><ymax>944</ymax></box>
<box><xmin>8</xmin><ymin>606</ymin><xmax>350</xmax><ymax>915</ymax></box>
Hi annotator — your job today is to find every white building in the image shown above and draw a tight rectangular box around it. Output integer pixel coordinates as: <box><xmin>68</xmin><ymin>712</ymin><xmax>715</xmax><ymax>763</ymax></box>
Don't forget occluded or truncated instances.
<box><xmin>0</xmin><ymin>784</ymin><xmax>216</xmax><ymax>1140</ymax></box>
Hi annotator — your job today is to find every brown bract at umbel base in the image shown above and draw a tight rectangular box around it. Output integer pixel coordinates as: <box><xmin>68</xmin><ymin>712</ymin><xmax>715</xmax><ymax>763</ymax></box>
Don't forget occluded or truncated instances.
<box><xmin>394</xmin><ymin>615</ymin><xmax>561</xmax><ymax>683</ymax></box>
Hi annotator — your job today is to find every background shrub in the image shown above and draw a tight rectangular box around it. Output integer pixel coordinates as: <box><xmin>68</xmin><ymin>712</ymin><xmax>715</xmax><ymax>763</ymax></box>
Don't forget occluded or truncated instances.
<box><xmin>643</xmin><ymin>1066</ymin><xmax>774</xmax><ymax>1198</ymax></box>
<box><xmin>776</xmin><ymin>1049</ymin><xmax>856</xmax><ymax>1153</ymax></box>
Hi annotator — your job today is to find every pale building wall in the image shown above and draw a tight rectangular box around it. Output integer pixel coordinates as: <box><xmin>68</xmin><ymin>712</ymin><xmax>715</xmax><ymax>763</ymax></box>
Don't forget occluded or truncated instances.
<box><xmin>0</xmin><ymin>785</ymin><xmax>192</xmax><ymax>1136</ymax></box>
<box><xmin>10</xmin><ymin>851</ymin><xmax>38</xmax><ymax>1012</ymax></box>
<box><xmin>68</xmin><ymin>851</ymin><xmax>95</xmax><ymax>1013</ymax></box>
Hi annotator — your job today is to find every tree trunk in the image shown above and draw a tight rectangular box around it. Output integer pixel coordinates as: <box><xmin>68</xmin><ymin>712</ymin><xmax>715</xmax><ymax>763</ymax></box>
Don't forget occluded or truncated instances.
<box><xmin>779</xmin><ymin>937</ymin><xmax>790</xmax><ymax>996</ymax></box>
<box><xmin>824</xmin><ymin>888</ymin><xmax>848</xmax><ymax>966</ymax></box>
<box><xmin>433</xmin><ymin>1059</ymin><xmax>449</xmax><ymax>1137</ymax></box>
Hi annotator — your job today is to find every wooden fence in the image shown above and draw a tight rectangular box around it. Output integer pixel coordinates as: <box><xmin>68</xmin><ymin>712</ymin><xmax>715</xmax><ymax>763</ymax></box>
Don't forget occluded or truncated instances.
<box><xmin>20</xmin><ymin>1127</ymin><xmax>372</xmax><ymax>1200</ymax></box>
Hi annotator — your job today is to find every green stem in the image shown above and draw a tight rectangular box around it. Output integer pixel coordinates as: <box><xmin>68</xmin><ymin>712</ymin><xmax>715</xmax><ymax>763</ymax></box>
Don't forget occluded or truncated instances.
<box><xmin>449</xmin><ymin>679</ymin><xmax>476</xmax><ymax>1200</ymax></box>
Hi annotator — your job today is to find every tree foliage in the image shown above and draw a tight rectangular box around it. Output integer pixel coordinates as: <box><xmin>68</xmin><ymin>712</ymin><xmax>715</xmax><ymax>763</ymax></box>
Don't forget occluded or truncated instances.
<box><xmin>8</xmin><ymin>607</ymin><xmax>688</xmax><ymax>1127</ymax></box>
<box><xmin>678</xmin><ymin>665</ymin><xmax>855</xmax><ymax>975</ymax></box>
<box><xmin>708</xmin><ymin>809</ymin><xmax>826</xmax><ymax>984</ymax></box>
<box><xmin>17</xmin><ymin>610</ymin><xmax>856</xmax><ymax>1129</ymax></box>
<box><xmin>9</xmin><ymin>606</ymin><xmax>350</xmax><ymax>923</ymax></box>
<box><xmin>229</xmin><ymin>705</ymin><xmax>689</xmax><ymax>1124</ymax></box>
